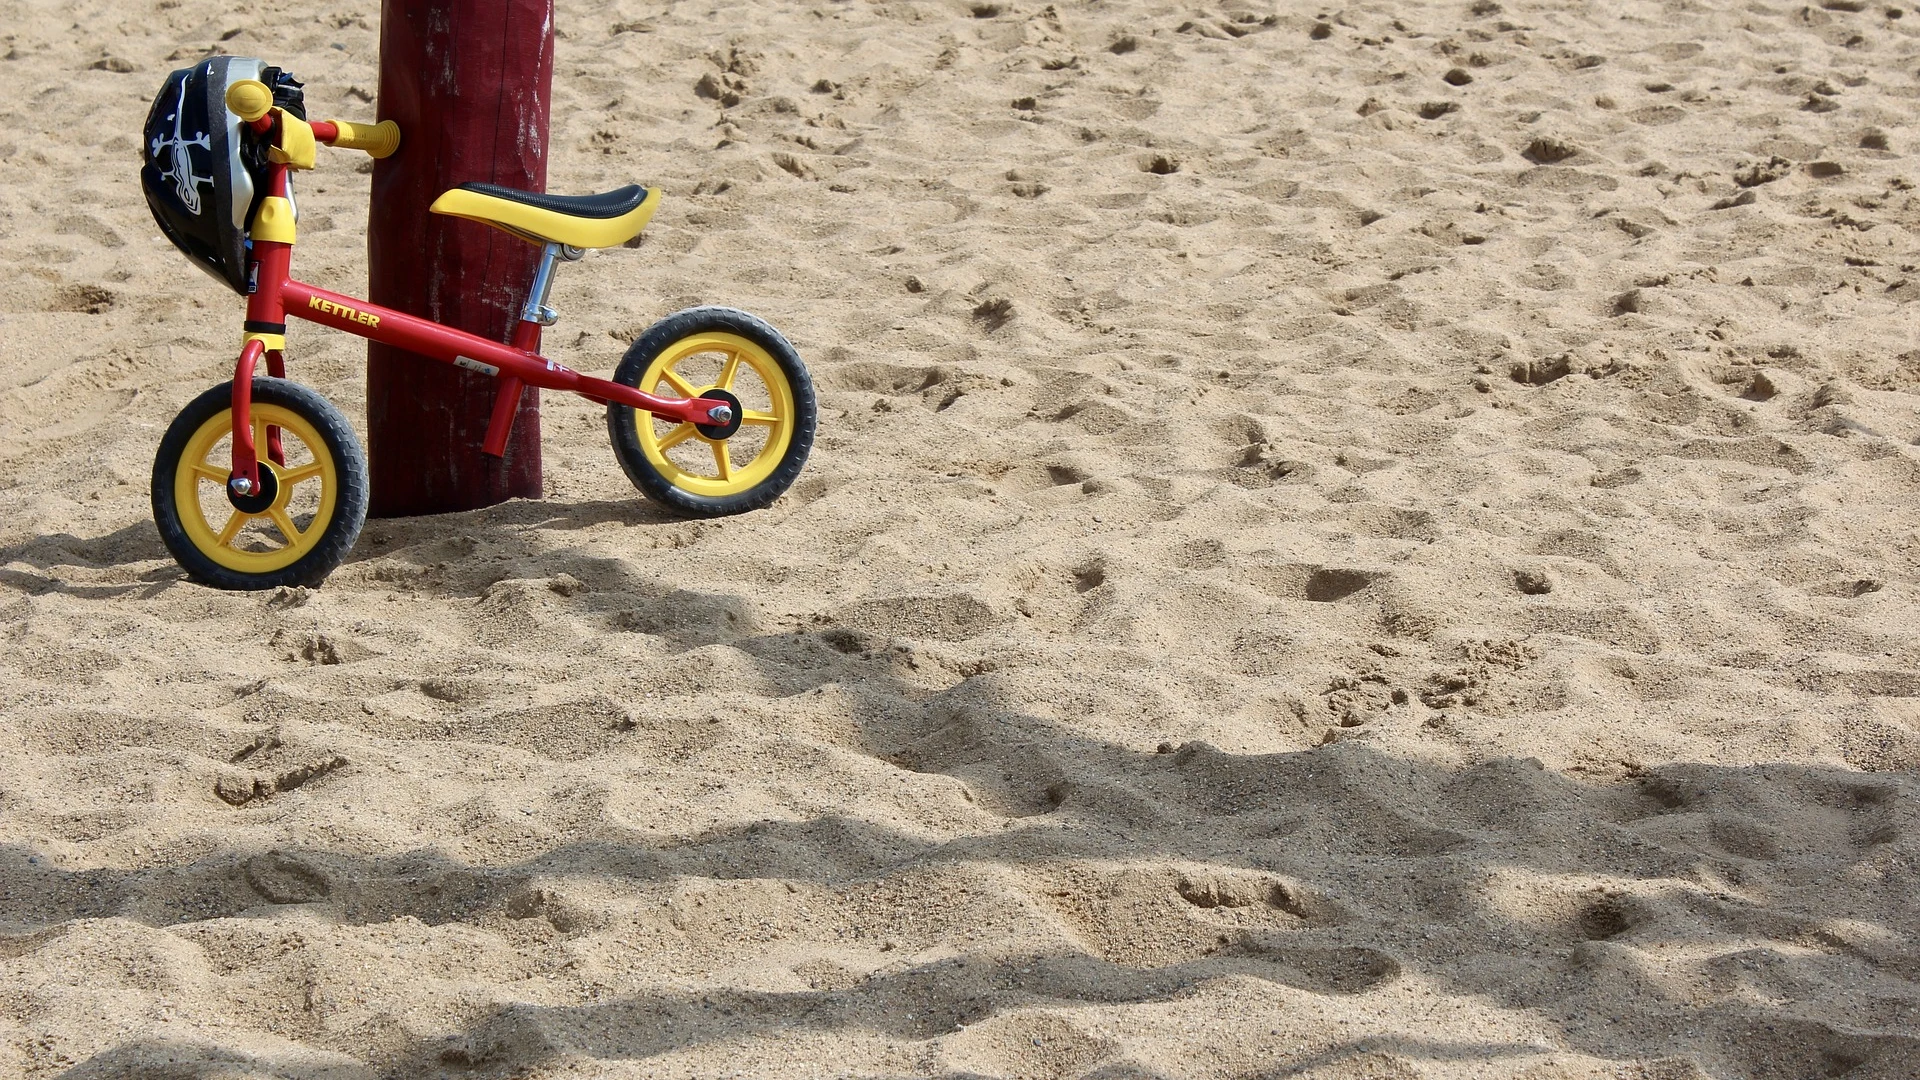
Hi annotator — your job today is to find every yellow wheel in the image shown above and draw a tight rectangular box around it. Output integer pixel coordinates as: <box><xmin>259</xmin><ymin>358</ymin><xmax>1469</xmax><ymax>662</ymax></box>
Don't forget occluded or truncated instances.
<box><xmin>151</xmin><ymin>378</ymin><xmax>368</xmax><ymax>589</ymax></box>
<box><xmin>608</xmin><ymin>307</ymin><xmax>816</xmax><ymax>516</ymax></box>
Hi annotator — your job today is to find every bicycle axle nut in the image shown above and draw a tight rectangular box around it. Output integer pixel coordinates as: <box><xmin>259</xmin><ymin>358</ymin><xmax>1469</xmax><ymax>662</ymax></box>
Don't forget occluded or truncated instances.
<box><xmin>230</xmin><ymin>477</ymin><xmax>255</xmax><ymax>496</ymax></box>
<box><xmin>706</xmin><ymin>404</ymin><xmax>734</xmax><ymax>424</ymax></box>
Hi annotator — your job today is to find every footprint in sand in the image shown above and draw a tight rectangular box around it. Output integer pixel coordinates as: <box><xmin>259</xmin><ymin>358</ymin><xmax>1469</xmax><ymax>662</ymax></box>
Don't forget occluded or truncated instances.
<box><xmin>44</xmin><ymin>283</ymin><xmax>115</xmax><ymax>313</ymax></box>
<box><xmin>1227</xmin><ymin>937</ymin><xmax>1402</xmax><ymax>994</ymax></box>
<box><xmin>1283</xmin><ymin>1049</ymin><xmax>1425</xmax><ymax>1079</ymax></box>
<box><xmin>1072</xmin><ymin>559</ymin><xmax>1106</xmax><ymax>593</ymax></box>
<box><xmin>1706</xmin><ymin>813</ymin><xmax>1784</xmax><ymax>860</ymax></box>
<box><xmin>1175</xmin><ymin>873</ymin><xmax>1331</xmax><ymax>923</ymax></box>
<box><xmin>243</xmin><ymin>851</ymin><xmax>330</xmax><ymax>905</ymax></box>
<box><xmin>1575</xmin><ymin>892</ymin><xmax>1635</xmax><ymax>941</ymax></box>
<box><xmin>270</xmin><ymin>629</ymin><xmax>373</xmax><ymax>666</ymax></box>
<box><xmin>1304</xmin><ymin>567</ymin><xmax>1379</xmax><ymax>603</ymax></box>
<box><xmin>835</xmin><ymin>361</ymin><xmax>977</xmax><ymax>412</ymax></box>
<box><xmin>835</xmin><ymin>592</ymin><xmax>999</xmax><ymax>642</ymax></box>
<box><xmin>938</xmin><ymin>1011</ymin><xmax>1115</xmax><ymax>1079</ymax></box>
<box><xmin>54</xmin><ymin>214</ymin><xmax>125</xmax><ymax>248</ymax></box>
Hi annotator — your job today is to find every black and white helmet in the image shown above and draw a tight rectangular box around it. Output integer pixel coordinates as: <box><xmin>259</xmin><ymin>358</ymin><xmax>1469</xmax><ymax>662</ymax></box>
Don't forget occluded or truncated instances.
<box><xmin>141</xmin><ymin>57</ymin><xmax>304</xmax><ymax>294</ymax></box>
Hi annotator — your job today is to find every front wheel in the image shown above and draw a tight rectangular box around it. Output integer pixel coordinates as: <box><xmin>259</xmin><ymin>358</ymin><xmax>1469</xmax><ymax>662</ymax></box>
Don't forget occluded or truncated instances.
<box><xmin>607</xmin><ymin>306</ymin><xmax>817</xmax><ymax>517</ymax></box>
<box><xmin>151</xmin><ymin>378</ymin><xmax>369</xmax><ymax>590</ymax></box>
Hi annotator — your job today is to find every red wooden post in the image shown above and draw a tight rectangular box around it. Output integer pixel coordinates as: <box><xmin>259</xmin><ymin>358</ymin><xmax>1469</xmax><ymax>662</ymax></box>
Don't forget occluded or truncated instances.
<box><xmin>365</xmin><ymin>0</ymin><xmax>554</xmax><ymax>517</ymax></box>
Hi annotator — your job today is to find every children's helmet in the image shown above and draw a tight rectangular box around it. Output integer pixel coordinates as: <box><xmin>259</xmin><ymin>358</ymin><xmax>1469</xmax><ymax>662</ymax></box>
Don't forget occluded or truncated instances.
<box><xmin>141</xmin><ymin>57</ymin><xmax>306</xmax><ymax>295</ymax></box>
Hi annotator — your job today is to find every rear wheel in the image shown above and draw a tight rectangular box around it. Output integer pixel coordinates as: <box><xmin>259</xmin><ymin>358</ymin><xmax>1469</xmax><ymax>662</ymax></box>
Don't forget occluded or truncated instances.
<box><xmin>607</xmin><ymin>306</ymin><xmax>816</xmax><ymax>516</ymax></box>
<box><xmin>151</xmin><ymin>378</ymin><xmax>368</xmax><ymax>590</ymax></box>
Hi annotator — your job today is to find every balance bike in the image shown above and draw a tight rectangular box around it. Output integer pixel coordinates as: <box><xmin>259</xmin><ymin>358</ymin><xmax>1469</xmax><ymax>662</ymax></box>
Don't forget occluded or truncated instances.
<box><xmin>140</xmin><ymin>59</ymin><xmax>816</xmax><ymax>591</ymax></box>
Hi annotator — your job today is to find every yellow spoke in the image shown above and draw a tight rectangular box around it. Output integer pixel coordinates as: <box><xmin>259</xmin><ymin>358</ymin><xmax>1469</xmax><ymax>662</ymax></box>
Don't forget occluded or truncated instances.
<box><xmin>268</xmin><ymin>507</ymin><xmax>303</xmax><ymax>547</ymax></box>
<box><xmin>191</xmin><ymin>462</ymin><xmax>229</xmax><ymax>484</ymax></box>
<box><xmin>711</xmin><ymin>440</ymin><xmax>732</xmax><ymax>481</ymax></box>
<box><xmin>253</xmin><ymin>419</ymin><xmax>270</xmax><ymax>457</ymax></box>
<box><xmin>656</xmin><ymin>423</ymin><xmax>697</xmax><ymax>451</ymax></box>
<box><xmin>739</xmin><ymin>409</ymin><xmax>781</xmax><ymax>426</ymax></box>
<box><xmin>655</xmin><ymin>367</ymin><xmax>698</xmax><ymax>398</ymax></box>
<box><xmin>215</xmin><ymin>511</ymin><xmax>247</xmax><ymax>548</ymax></box>
<box><xmin>281</xmin><ymin>462</ymin><xmax>325</xmax><ymax>486</ymax></box>
<box><xmin>717</xmin><ymin>350</ymin><xmax>743</xmax><ymax>392</ymax></box>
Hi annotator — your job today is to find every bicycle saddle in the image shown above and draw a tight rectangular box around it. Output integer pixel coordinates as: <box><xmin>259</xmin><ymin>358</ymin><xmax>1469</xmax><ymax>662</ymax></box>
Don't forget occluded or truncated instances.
<box><xmin>429</xmin><ymin>182</ymin><xmax>659</xmax><ymax>249</ymax></box>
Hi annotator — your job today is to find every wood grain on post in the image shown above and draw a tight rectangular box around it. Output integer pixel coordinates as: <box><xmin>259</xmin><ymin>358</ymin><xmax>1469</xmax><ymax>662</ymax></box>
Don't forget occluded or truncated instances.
<box><xmin>366</xmin><ymin>0</ymin><xmax>554</xmax><ymax>517</ymax></box>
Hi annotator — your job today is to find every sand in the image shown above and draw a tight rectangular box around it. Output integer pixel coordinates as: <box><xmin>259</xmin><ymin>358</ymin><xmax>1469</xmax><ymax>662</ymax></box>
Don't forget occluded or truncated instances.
<box><xmin>3</xmin><ymin>0</ymin><xmax>1920</xmax><ymax>1076</ymax></box>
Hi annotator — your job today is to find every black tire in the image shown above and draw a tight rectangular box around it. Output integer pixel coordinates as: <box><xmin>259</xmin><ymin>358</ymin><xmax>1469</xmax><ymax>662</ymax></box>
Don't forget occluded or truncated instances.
<box><xmin>151</xmin><ymin>378</ymin><xmax>368</xmax><ymax>590</ymax></box>
<box><xmin>606</xmin><ymin>306</ymin><xmax>817</xmax><ymax>517</ymax></box>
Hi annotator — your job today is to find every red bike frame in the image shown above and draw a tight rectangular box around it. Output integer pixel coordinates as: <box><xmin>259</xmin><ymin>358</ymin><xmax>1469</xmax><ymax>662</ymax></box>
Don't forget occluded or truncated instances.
<box><xmin>225</xmin><ymin>156</ymin><xmax>720</xmax><ymax>490</ymax></box>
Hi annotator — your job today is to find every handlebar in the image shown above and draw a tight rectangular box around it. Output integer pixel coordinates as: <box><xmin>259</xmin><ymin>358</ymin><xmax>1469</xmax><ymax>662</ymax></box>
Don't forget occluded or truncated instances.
<box><xmin>315</xmin><ymin>119</ymin><xmax>402</xmax><ymax>159</ymax></box>
<box><xmin>225</xmin><ymin>80</ymin><xmax>402</xmax><ymax>161</ymax></box>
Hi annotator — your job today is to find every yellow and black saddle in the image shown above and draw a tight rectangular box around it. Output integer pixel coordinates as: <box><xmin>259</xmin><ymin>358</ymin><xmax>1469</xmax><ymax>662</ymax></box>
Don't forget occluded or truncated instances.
<box><xmin>429</xmin><ymin>182</ymin><xmax>660</xmax><ymax>249</ymax></box>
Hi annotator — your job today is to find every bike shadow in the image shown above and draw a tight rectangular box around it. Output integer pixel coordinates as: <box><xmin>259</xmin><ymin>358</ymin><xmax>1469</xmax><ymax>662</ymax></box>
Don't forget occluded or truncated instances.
<box><xmin>348</xmin><ymin>495</ymin><xmax>686</xmax><ymax>548</ymax></box>
<box><xmin>338</xmin><ymin>494</ymin><xmax>687</xmax><ymax>577</ymax></box>
<box><xmin>0</xmin><ymin>495</ymin><xmax>682</xmax><ymax>593</ymax></box>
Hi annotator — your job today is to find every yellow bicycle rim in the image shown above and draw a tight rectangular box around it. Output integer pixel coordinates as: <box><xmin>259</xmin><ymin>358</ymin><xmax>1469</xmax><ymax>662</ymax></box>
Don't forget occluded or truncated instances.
<box><xmin>173</xmin><ymin>404</ymin><xmax>340</xmax><ymax>574</ymax></box>
<box><xmin>633</xmin><ymin>332</ymin><xmax>794</xmax><ymax>497</ymax></box>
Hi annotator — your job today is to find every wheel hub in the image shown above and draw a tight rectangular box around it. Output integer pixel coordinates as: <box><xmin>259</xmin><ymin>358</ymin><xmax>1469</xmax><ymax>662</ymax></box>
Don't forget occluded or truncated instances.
<box><xmin>227</xmin><ymin>464</ymin><xmax>280</xmax><ymax>514</ymax></box>
<box><xmin>694</xmin><ymin>388</ymin><xmax>743</xmax><ymax>440</ymax></box>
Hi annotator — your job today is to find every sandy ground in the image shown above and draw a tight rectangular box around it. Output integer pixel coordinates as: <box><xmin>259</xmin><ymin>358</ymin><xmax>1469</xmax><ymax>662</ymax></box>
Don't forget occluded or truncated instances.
<box><xmin>3</xmin><ymin>0</ymin><xmax>1920</xmax><ymax>1076</ymax></box>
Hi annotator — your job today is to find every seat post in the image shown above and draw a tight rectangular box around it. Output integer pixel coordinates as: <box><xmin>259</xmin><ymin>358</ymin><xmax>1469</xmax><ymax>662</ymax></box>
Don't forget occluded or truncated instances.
<box><xmin>517</xmin><ymin>242</ymin><xmax>586</xmax><ymax>334</ymax></box>
<box><xmin>519</xmin><ymin>242</ymin><xmax>565</xmax><ymax>330</ymax></box>
<box><xmin>488</xmin><ymin>242</ymin><xmax>584</xmax><ymax>458</ymax></box>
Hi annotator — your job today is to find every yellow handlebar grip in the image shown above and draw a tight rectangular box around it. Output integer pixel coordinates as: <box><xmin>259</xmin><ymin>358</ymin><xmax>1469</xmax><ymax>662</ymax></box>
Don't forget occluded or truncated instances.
<box><xmin>226</xmin><ymin>80</ymin><xmax>274</xmax><ymax>123</ymax></box>
<box><xmin>327</xmin><ymin>119</ymin><xmax>402</xmax><ymax>159</ymax></box>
